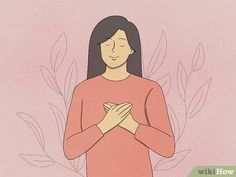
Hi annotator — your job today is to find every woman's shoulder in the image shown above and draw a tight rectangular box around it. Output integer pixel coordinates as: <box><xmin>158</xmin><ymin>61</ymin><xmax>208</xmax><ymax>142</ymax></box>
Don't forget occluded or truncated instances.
<box><xmin>74</xmin><ymin>75</ymin><xmax>101</xmax><ymax>92</ymax></box>
<box><xmin>132</xmin><ymin>74</ymin><xmax>161</xmax><ymax>89</ymax></box>
<box><xmin>132</xmin><ymin>75</ymin><xmax>165</xmax><ymax>99</ymax></box>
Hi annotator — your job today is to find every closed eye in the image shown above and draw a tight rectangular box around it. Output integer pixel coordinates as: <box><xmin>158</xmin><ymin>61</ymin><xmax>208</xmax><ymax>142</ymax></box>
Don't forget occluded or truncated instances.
<box><xmin>105</xmin><ymin>44</ymin><xmax>110</xmax><ymax>46</ymax></box>
<box><xmin>120</xmin><ymin>45</ymin><xmax>125</xmax><ymax>47</ymax></box>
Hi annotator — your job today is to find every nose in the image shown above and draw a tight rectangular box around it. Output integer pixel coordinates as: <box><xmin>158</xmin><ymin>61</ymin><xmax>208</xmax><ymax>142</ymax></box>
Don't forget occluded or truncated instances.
<box><xmin>112</xmin><ymin>40</ymin><xmax>116</xmax><ymax>53</ymax></box>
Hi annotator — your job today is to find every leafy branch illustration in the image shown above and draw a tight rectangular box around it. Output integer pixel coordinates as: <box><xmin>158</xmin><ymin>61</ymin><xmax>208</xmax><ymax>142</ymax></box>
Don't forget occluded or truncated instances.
<box><xmin>17</xmin><ymin>33</ymin><xmax>85</xmax><ymax>176</ymax></box>
<box><xmin>143</xmin><ymin>33</ymin><xmax>212</xmax><ymax>171</ymax></box>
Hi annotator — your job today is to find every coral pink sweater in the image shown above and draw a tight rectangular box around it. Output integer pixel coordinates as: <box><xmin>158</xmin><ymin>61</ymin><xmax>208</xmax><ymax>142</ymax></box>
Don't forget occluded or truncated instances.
<box><xmin>63</xmin><ymin>73</ymin><xmax>175</xmax><ymax>177</ymax></box>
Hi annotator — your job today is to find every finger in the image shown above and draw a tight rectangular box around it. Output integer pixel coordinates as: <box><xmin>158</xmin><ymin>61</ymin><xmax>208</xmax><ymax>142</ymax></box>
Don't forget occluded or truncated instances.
<box><xmin>111</xmin><ymin>102</ymin><xmax>127</xmax><ymax>111</ymax></box>
<box><xmin>110</xmin><ymin>104</ymin><xmax>117</xmax><ymax>110</ymax></box>
<box><xmin>115</xmin><ymin>102</ymin><xmax>131</xmax><ymax>112</ymax></box>
<box><xmin>104</xmin><ymin>103</ymin><xmax>117</xmax><ymax>113</ymax></box>
<box><xmin>106</xmin><ymin>102</ymin><xmax>116</xmax><ymax>106</ymax></box>
<box><xmin>117</xmin><ymin>103</ymin><xmax>132</xmax><ymax>114</ymax></box>
<box><xmin>104</xmin><ymin>104</ymin><xmax>111</xmax><ymax>110</ymax></box>
<box><xmin>104</xmin><ymin>102</ymin><xmax>111</xmax><ymax>106</ymax></box>
<box><xmin>104</xmin><ymin>102</ymin><xmax>116</xmax><ymax>109</ymax></box>
<box><xmin>103</xmin><ymin>106</ymin><xmax>109</xmax><ymax>112</ymax></box>
<box><xmin>119</xmin><ymin>104</ymin><xmax>132</xmax><ymax>116</ymax></box>
<box><xmin>104</xmin><ymin>102</ymin><xmax>113</xmax><ymax>107</ymax></box>
<box><xmin>121</xmin><ymin>110</ymin><xmax>131</xmax><ymax>119</ymax></box>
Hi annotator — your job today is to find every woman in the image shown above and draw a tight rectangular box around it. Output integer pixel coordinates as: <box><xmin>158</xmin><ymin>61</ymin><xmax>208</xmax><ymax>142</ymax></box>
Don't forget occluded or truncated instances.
<box><xmin>63</xmin><ymin>15</ymin><xmax>175</xmax><ymax>177</ymax></box>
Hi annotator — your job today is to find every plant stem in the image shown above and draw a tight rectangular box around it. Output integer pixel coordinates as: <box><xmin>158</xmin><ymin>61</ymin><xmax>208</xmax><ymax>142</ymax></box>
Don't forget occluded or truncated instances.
<box><xmin>52</xmin><ymin>71</ymin><xmax>81</xmax><ymax>173</ymax></box>
<box><xmin>176</xmin><ymin>70</ymin><xmax>193</xmax><ymax>143</ymax></box>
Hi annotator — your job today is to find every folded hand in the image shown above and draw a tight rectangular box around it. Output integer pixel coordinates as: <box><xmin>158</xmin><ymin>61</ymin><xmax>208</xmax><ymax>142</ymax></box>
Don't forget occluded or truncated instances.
<box><xmin>103</xmin><ymin>102</ymin><xmax>139</xmax><ymax>134</ymax></box>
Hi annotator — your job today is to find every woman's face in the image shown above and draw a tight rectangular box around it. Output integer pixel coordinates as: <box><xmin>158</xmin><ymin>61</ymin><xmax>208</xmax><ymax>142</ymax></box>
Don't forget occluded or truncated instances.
<box><xmin>100</xmin><ymin>29</ymin><xmax>134</xmax><ymax>68</ymax></box>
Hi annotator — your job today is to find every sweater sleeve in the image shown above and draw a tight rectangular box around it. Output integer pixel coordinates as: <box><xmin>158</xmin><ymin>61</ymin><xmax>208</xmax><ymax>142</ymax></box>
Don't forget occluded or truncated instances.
<box><xmin>134</xmin><ymin>82</ymin><xmax>175</xmax><ymax>158</ymax></box>
<box><xmin>63</xmin><ymin>84</ymin><xmax>104</xmax><ymax>160</ymax></box>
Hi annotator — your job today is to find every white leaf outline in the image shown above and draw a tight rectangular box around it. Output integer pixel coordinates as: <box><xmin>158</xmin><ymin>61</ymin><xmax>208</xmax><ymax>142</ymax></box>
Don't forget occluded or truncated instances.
<box><xmin>187</xmin><ymin>78</ymin><xmax>212</xmax><ymax>118</ymax></box>
<box><xmin>192</xmin><ymin>43</ymin><xmax>205</xmax><ymax>72</ymax></box>
<box><xmin>50</xmin><ymin>33</ymin><xmax>67</xmax><ymax>72</ymax></box>
<box><xmin>167</xmin><ymin>104</ymin><xmax>181</xmax><ymax>141</ymax></box>
<box><xmin>177</xmin><ymin>62</ymin><xmax>187</xmax><ymax>101</ymax></box>
<box><xmin>17</xmin><ymin>112</ymin><xmax>45</xmax><ymax>150</ymax></box>
<box><xmin>49</xmin><ymin>103</ymin><xmax>66</xmax><ymax>145</ymax></box>
<box><xmin>146</xmin><ymin>31</ymin><xmax>167</xmax><ymax>78</ymax></box>
<box><xmin>63</xmin><ymin>60</ymin><xmax>78</xmax><ymax>106</ymax></box>
<box><xmin>75</xmin><ymin>154</ymin><xmax>86</xmax><ymax>171</ymax></box>
<box><xmin>40</xmin><ymin>65</ymin><xmax>60</xmax><ymax>94</ymax></box>
<box><xmin>19</xmin><ymin>154</ymin><xmax>55</xmax><ymax>167</ymax></box>
<box><xmin>154</xmin><ymin>149</ymin><xmax>191</xmax><ymax>171</ymax></box>
<box><xmin>157</xmin><ymin>74</ymin><xmax>171</xmax><ymax>96</ymax></box>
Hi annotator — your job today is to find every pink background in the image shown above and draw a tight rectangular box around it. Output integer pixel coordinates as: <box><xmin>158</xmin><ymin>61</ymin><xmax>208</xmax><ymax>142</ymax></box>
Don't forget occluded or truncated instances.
<box><xmin>1</xmin><ymin>0</ymin><xmax>235</xmax><ymax>176</ymax></box>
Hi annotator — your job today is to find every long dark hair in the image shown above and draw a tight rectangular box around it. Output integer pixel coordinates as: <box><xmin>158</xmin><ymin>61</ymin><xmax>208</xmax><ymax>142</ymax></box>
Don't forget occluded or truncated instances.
<box><xmin>87</xmin><ymin>15</ymin><xmax>142</xmax><ymax>79</ymax></box>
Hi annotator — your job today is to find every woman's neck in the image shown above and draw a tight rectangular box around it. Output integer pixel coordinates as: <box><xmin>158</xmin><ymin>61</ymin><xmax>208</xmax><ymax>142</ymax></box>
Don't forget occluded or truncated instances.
<box><xmin>102</xmin><ymin>62</ymin><xmax>130</xmax><ymax>81</ymax></box>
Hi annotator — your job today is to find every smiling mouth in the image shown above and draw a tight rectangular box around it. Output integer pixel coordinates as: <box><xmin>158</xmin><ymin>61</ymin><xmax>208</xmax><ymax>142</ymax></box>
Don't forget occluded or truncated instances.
<box><xmin>109</xmin><ymin>55</ymin><xmax>119</xmax><ymax>60</ymax></box>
